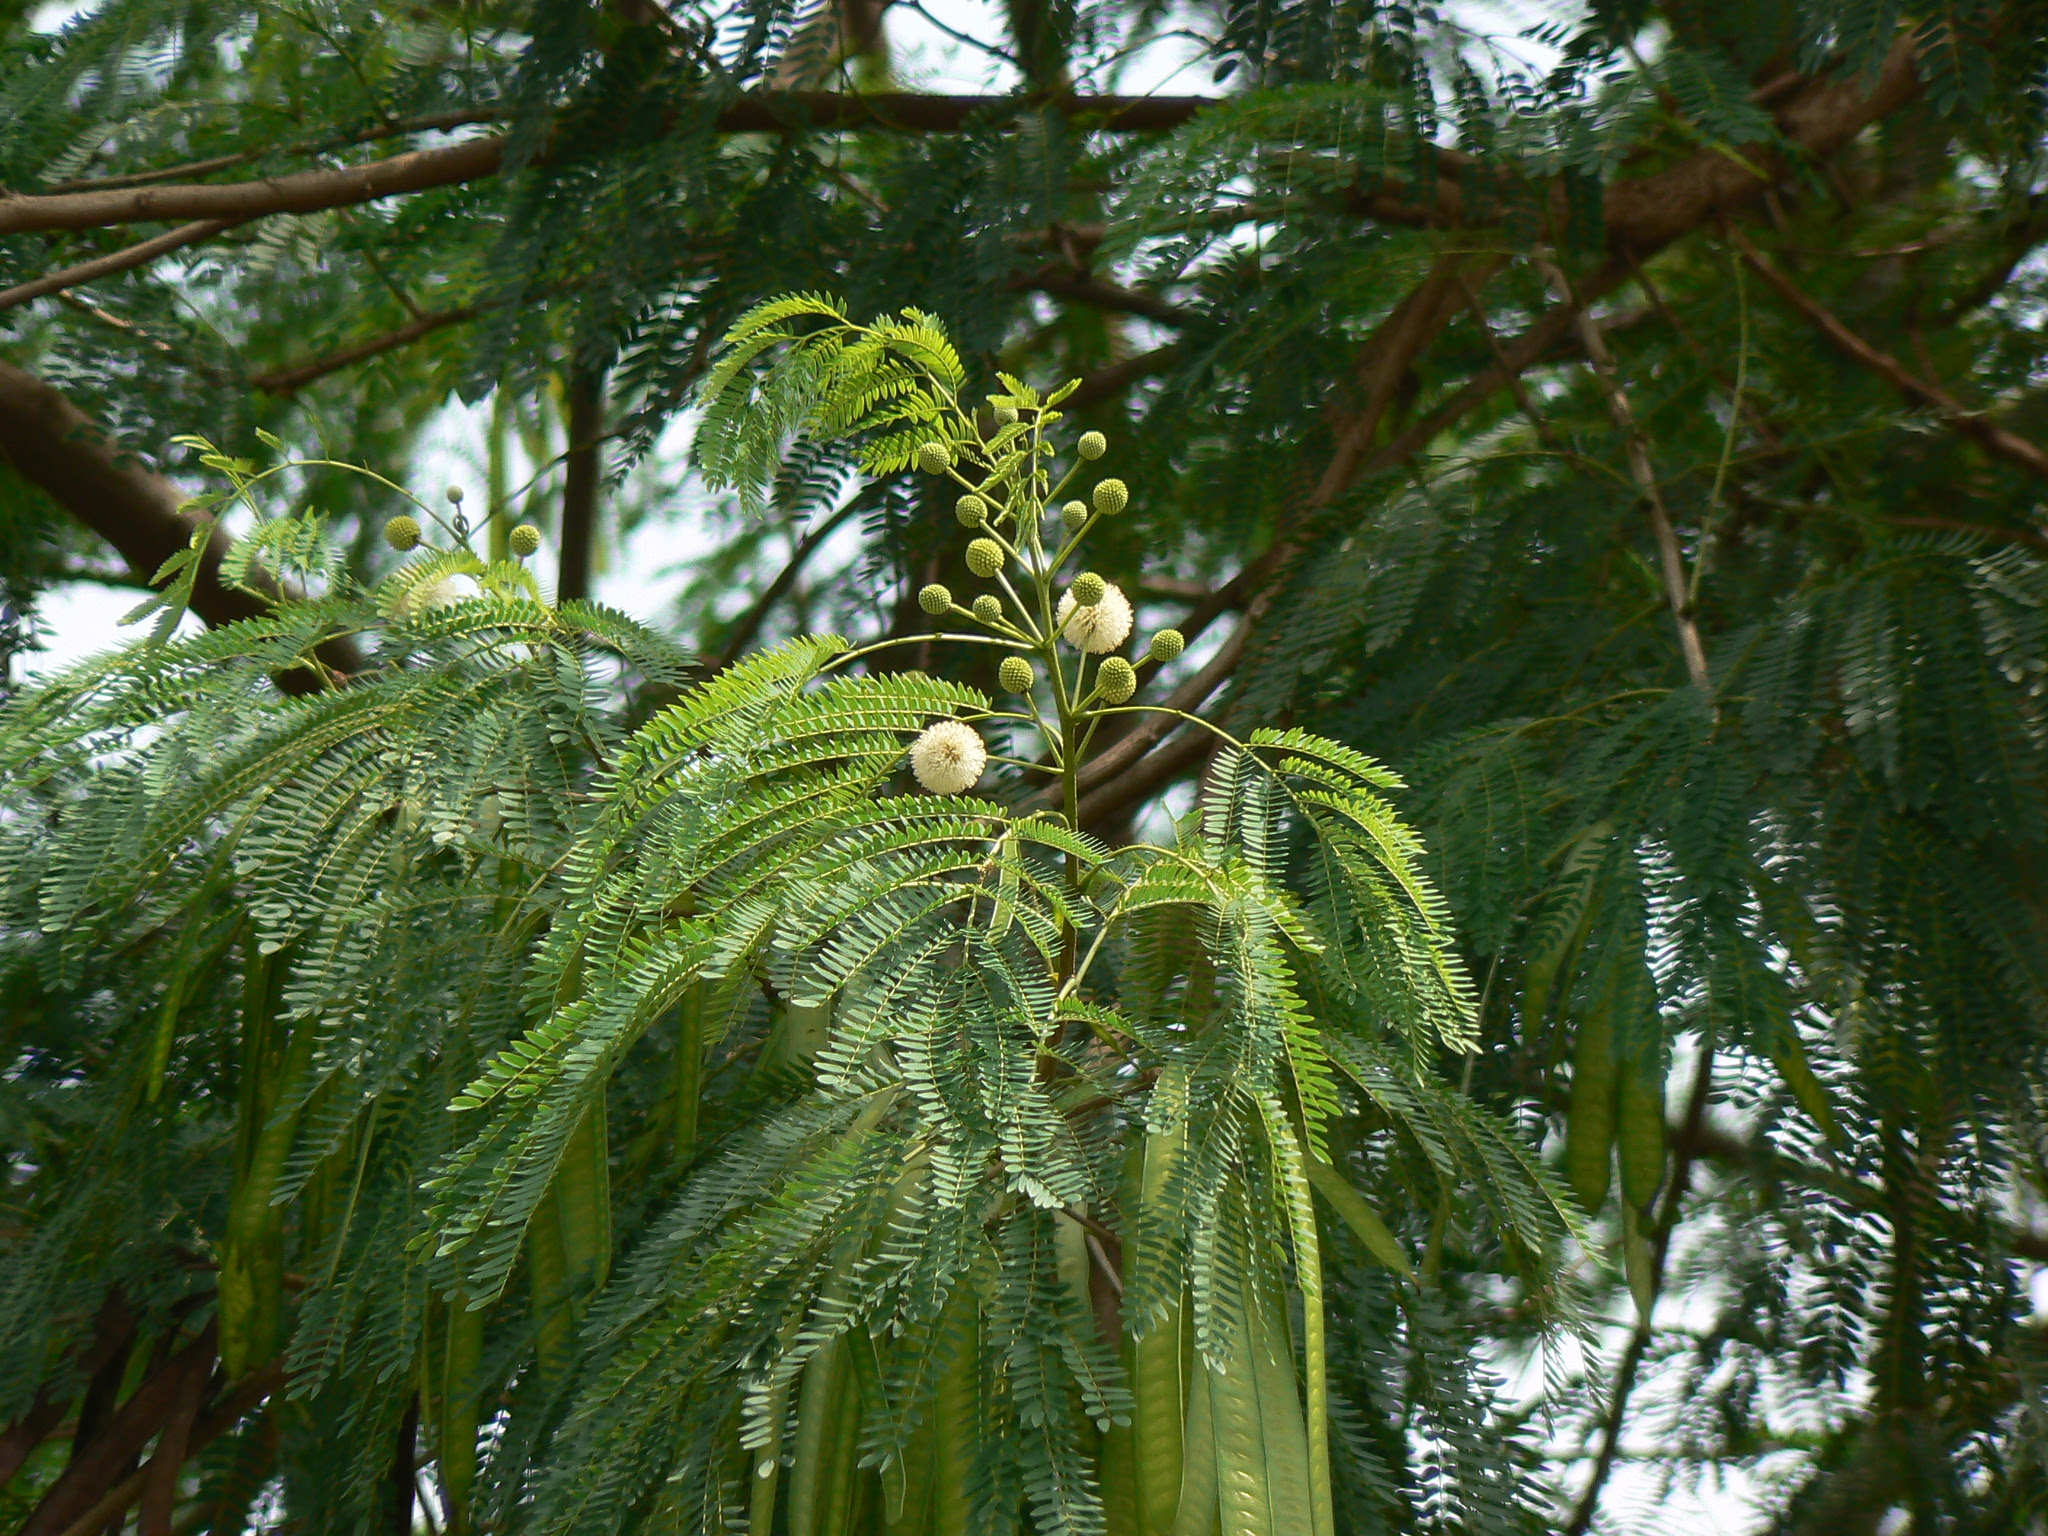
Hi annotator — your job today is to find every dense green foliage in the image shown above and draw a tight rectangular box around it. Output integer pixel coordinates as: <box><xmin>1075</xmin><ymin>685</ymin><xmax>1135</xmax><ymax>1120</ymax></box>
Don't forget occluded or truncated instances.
<box><xmin>7</xmin><ymin>0</ymin><xmax>2048</xmax><ymax>1533</ymax></box>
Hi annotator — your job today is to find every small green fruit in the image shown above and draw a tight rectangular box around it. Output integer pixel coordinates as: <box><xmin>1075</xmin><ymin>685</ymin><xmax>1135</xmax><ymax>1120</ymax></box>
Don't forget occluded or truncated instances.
<box><xmin>972</xmin><ymin>594</ymin><xmax>1003</xmax><ymax>624</ymax></box>
<box><xmin>1061</xmin><ymin>500</ymin><xmax>1089</xmax><ymax>529</ymax></box>
<box><xmin>956</xmin><ymin>494</ymin><xmax>988</xmax><ymax>527</ymax></box>
<box><xmin>1092</xmin><ymin>478</ymin><xmax>1129</xmax><ymax>515</ymax></box>
<box><xmin>1077</xmin><ymin>430</ymin><xmax>1106</xmax><ymax>460</ymax></box>
<box><xmin>383</xmin><ymin>515</ymin><xmax>421</xmax><ymax>552</ymax></box>
<box><xmin>1071</xmin><ymin>572</ymin><xmax>1107</xmax><ymax>607</ymax></box>
<box><xmin>1096</xmin><ymin>656</ymin><xmax>1137</xmax><ymax>703</ymax></box>
<box><xmin>917</xmin><ymin>441</ymin><xmax>954</xmax><ymax>475</ymax></box>
<box><xmin>966</xmin><ymin>538</ymin><xmax>1004</xmax><ymax>577</ymax></box>
<box><xmin>1148</xmin><ymin>628</ymin><xmax>1185</xmax><ymax>662</ymax></box>
<box><xmin>918</xmin><ymin>583</ymin><xmax>953</xmax><ymax>616</ymax></box>
<box><xmin>508</xmin><ymin>523</ymin><xmax>542</xmax><ymax>557</ymax></box>
<box><xmin>999</xmin><ymin>656</ymin><xmax>1036</xmax><ymax>693</ymax></box>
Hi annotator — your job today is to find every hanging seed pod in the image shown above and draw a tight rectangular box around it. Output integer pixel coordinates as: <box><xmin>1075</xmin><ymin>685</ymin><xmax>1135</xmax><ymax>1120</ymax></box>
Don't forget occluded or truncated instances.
<box><xmin>972</xmin><ymin>594</ymin><xmax>1003</xmax><ymax>624</ymax></box>
<box><xmin>917</xmin><ymin>442</ymin><xmax>955</xmax><ymax>475</ymax></box>
<box><xmin>1070</xmin><ymin>572</ymin><xmax>1107</xmax><ymax>607</ymax></box>
<box><xmin>1092</xmin><ymin>479</ymin><xmax>1129</xmax><ymax>515</ymax></box>
<box><xmin>509</xmin><ymin>523</ymin><xmax>542</xmax><ymax>557</ymax></box>
<box><xmin>956</xmin><ymin>494</ymin><xmax>988</xmax><ymax>527</ymax></box>
<box><xmin>966</xmin><ymin>538</ymin><xmax>1004</xmax><ymax>577</ymax></box>
<box><xmin>383</xmin><ymin>515</ymin><xmax>422</xmax><ymax>552</ymax></box>
<box><xmin>1077</xmin><ymin>430</ymin><xmax>1106</xmax><ymax>460</ymax></box>
<box><xmin>1148</xmin><ymin>628</ymin><xmax>1185</xmax><ymax>662</ymax></box>
<box><xmin>1096</xmin><ymin>657</ymin><xmax>1137</xmax><ymax>703</ymax></box>
<box><xmin>918</xmin><ymin>583</ymin><xmax>953</xmax><ymax>616</ymax></box>
<box><xmin>999</xmin><ymin>656</ymin><xmax>1036</xmax><ymax>693</ymax></box>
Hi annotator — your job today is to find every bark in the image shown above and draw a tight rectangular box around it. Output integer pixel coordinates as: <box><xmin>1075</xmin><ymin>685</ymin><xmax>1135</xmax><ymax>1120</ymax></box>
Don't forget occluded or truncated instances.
<box><xmin>0</xmin><ymin>95</ymin><xmax>1213</xmax><ymax>238</ymax></box>
<box><xmin>0</xmin><ymin>220</ymin><xmax>238</xmax><ymax>312</ymax></box>
<box><xmin>0</xmin><ymin>359</ymin><xmax>363</xmax><ymax>686</ymax></box>
<box><xmin>557</xmin><ymin>369</ymin><xmax>605</xmax><ymax>605</ymax></box>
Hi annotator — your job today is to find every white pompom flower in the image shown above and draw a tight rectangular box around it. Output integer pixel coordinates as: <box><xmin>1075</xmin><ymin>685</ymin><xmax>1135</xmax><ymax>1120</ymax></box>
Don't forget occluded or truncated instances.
<box><xmin>909</xmin><ymin>720</ymin><xmax>988</xmax><ymax>795</ymax></box>
<box><xmin>1055</xmin><ymin>582</ymin><xmax>1134</xmax><ymax>654</ymax></box>
<box><xmin>396</xmin><ymin>572</ymin><xmax>479</xmax><ymax>618</ymax></box>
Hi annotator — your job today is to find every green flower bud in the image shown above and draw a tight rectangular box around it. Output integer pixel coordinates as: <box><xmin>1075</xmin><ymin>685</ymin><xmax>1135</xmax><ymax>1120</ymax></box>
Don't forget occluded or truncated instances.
<box><xmin>999</xmin><ymin>656</ymin><xmax>1036</xmax><ymax>693</ymax></box>
<box><xmin>508</xmin><ymin>523</ymin><xmax>542</xmax><ymax>557</ymax></box>
<box><xmin>1071</xmin><ymin>572</ymin><xmax>1107</xmax><ymax>608</ymax></box>
<box><xmin>1077</xmin><ymin>430</ymin><xmax>1107</xmax><ymax>460</ymax></box>
<box><xmin>956</xmin><ymin>493</ymin><xmax>988</xmax><ymax>527</ymax></box>
<box><xmin>1061</xmin><ymin>499</ymin><xmax>1090</xmax><ymax>529</ymax></box>
<box><xmin>1096</xmin><ymin>656</ymin><xmax>1137</xmax><ymax>704</ymax></box>
<box><xmin>1148</xmin><ymin>628</ymin><xmax>1185</xmax><ymax>663</ymax></box>
<box><xmin>972</xmin><ymin>594</ymin><xmax>1003</xmax><ymax>624</ymax></box>
<box><xmin>383</xmin><ymin>515</ymin><xmax>421</xmax><ymax>552</ymax></box>
<box><xmin>918</xmin><ymin>583</ymin><xmax>953</xmax><ymax>616</ymax></box>
<box><xmin>993</xmin><ymin>405</ymin><xmax>1019</xmax><ymax>426</ymax></box>
<box><xmin>966</xmin><ymin>538</ymin><xmax>1004</xmax><ymax>577</ymax></box>
<box><xmin>917</xmin><ymin>441</ymin><xmax>954</xmax><ymax>475</ymax></box>
<box><xmin>445</xmin><ymin>485</ymin><xmax>465</xmax><ymax>506</ymax></box>
<box><xmin>1092</xmin><ymin>478</ymin><xmax>1129</xmax><ymax>515</ymax></box>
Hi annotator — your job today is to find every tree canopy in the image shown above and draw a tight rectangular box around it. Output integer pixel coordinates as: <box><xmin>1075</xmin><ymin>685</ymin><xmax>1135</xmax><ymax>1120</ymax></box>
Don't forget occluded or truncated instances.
<box><xmin>4</xmin><ymin>2</ymin><xmax>2048</xmax><ymax>1533</ymax></box>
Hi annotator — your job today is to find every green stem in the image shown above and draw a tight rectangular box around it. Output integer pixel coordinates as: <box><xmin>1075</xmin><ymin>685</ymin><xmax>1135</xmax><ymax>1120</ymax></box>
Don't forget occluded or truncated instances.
<box><xmin>439</xmin><ymin>1295</ymin><xmax>486</xmax><ymax>1536</ymax></box>
<box><xmin>673</xmin><ymin>981</ymin><xmax>705</xmax><ymax>1169</ymax></box>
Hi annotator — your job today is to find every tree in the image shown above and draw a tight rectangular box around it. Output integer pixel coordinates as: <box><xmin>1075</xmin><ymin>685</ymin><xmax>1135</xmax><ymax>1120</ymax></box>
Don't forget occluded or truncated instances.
<box><xmin>4</xmin><ymin>1</ymin><xmax>2048</xmax><ymax>1532</ymax></box>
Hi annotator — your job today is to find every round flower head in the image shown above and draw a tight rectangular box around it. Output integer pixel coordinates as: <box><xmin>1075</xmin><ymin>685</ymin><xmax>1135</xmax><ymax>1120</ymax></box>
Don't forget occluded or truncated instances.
<box><xmin>966</xmin><ymin>538</ymin><xmax>1004</xmax><ymax>578</ymax></box>
<box><xmin>1056</xmin><ymin>582</ymin><xmax>1133</xmax><ymax>653</ymax></box>
<box><xmin>1148</xmin><ymin>628</ymin><xmax>1186</xmax><ymax>663</ymax></box>
<box><xmin>1061</xmin><ymin>499</ymin><xmax>1089</xmax><ymax>529</ymax></box>
<box><xmin>446</xmin><ymin>485</ymin><xmax>465</xmax><ymax>506</ymax></box>
<box><xmin>993</xmin><ymin>405</ymin><xmax>1019</xmax><ymax>426</ymax></box>
<box><xmin>918</xmin><ymin>583</ymin><xmax>953</xmax><ymax>616</ymax></box>
<box><xmin>956</xmin><ymin>494</ymin><xmax>988</xmax><ymax>528</ymax></box>
<box><xmin>909</xmin><ymin>720</ymin><xmax>987</xmax><ymax>796</ymax></box>
<box><xmin>1092</xmin><ymin>478</ymin><xmax>1129</xmax><ymax>515</ymax></box>
<box><xmin>508</xmin><ymin>523</ymin><xmax>542</xmax><ymax>557</ymax></box>
<box><xmin>397</xmin><ymin>572</ymin><xmax>476</xmax><ymax>618</ymax></box>
<box><xmin>383</xmin><ymin>515</ymin><xmax>422</xmax><ymax>552</ymax></box>
<box><xmin>1096</xmin><ymin>656</ymin><xmax>1138</xmax><ymax>704</ymax></box>
<box><xmin>999</xmin><ymin>656</ymin><xmax>1036</xmax><ymax>693</ymax></box>
<box><xmin>971</xmin><ymin>594</ymin><xmax>1004</xmax><ymax>624</ymax></box>
<box><xmin>1070</xmin><ymin>572</ymin><xmax>1107</xmax><ymax>608</ymax></box>
<box><xmin>1077</xmin><ymin>431</ymin><xmax>1107</xmax><ymax>461</ymax></box>
<box><xmin>917</xmin><ymin>441</ymin><xmax>954</xmax><ymax>475</ymax></box>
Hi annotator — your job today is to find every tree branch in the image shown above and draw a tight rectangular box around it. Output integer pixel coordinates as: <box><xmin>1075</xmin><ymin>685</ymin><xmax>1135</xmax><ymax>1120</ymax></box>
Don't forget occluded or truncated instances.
<box><xmin>710</xmin><ymin>499</ymin><xmax>863</xmax><ymax>672</ymax></box>
<box><xmin>1728</xmin><ymin>223</ymin><xmax>2048</xmax><ymax>484</ymax></box>
<box><xmin>0</xmin><ymin>95</ymin><xmax>1214</xmax><ymax>238</ymax></box>
<box><xmin>557</xmin><ymin>369</ymin><xmax>605</xmax><ymax>604</ymax></box>
<box><xmin>0</xmin><ymin>219</ymin><xmax>240</xmax><ymax>312</ymax></box>
<box><xmin>249</xmin><ymin>303</ymin><xmax>483</xmax><ymax>395</ymax></box>
<box><xmin>0</xmin><ymin>359</ymin><xmax>362</xmax><ymax>687</ymax></box>
<box><xmin>1535</xmin><ymin>252</ymin><xmax>1711</xmax><ymax>690</ymax></box>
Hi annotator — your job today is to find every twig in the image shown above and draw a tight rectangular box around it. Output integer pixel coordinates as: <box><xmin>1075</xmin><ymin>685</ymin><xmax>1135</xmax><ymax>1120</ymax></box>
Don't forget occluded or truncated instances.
<box><xmin>0</xmin><ymin>219</ymin><xmax>239</xmax><ymax>312</ymax></box>
<box><xmin>710</xmin><ymin>498</ymin><xmax>864</xmax><ymax>671</ymax></box>
<box><xmin>249</xmin><ymin>303</ymin><xmax>483</xmax><ymax>394</ymax></box>
<box><xmin>1728</xmin><ymin>224</ymin><xmax>2048</xmax><ymax>485</ymax></box>
<box><xmin>1534</xmin><ymin>252</ymin><xmax>1712</xmax><ymax>691</ymax></box>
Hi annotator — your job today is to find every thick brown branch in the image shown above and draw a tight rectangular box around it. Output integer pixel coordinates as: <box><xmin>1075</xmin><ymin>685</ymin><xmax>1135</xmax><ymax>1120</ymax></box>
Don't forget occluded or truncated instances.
<box><xmin>0</xmin><ymin>359</ymin><xmax>362</xmax><ymax>687</ymax></box>
<box><xmin>0</xmin><ymin>95</ymin><xmax>1213</xmax><ymax>237</ymax></box>
<box><xmin>0</xmin><ymin>219</ymin><xmax>239</xmax><ymax>312</ymax></box>
<box><xmin>1064</xmin><ymin>345</ymin><xmax>1179</xmax><ymax>411</ymax></box>
<box><xmin>1018</xmin><ymin>266</ymin><xmax>1188</xmax><ymax>325</ymax></box>
<box><xmin>557</xmin><ymin>369</ymin><xmax>605</xmax><ymax>604</ymax></box>
<box><xmin>1729</xmin><ymin>224</ymin><xmax>2048</xmax><ymax>484</ymax></box>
